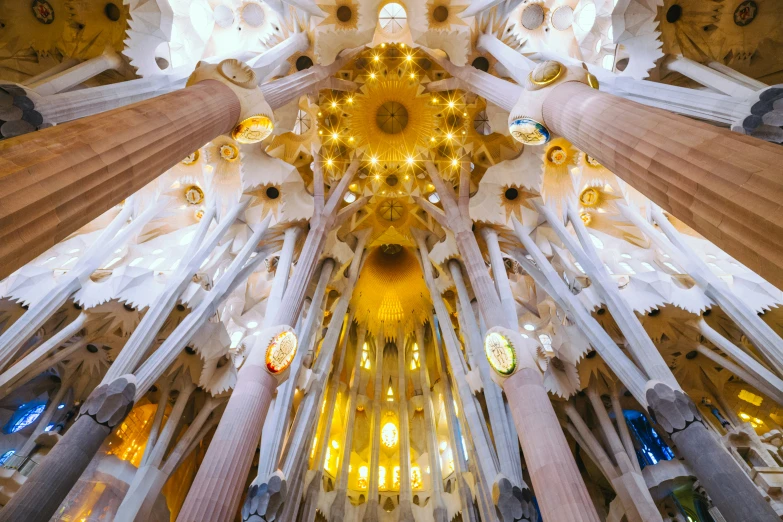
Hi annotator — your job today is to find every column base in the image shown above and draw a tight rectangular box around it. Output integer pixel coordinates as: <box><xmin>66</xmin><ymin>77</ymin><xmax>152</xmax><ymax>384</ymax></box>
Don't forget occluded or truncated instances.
<box><xmin>398</xmin><ymin>498</ymin><xmax>415</xmax><ymax>522</ymax></box>
<box><xmin>362</xmin><ymin>498</ymin><xmax>380</xmax><ymax>522</ymax></box>
<box><xmin>114</xmin><ymin>465</ymin><xmax>168</xmax><ymax>522</ymax></box>
<box><xmin>241</xmin><ymin>470</ymin><xmax>287</xmax><ymax>521</ymax></box>
<box><xmin>329</xmin><ymin>488</ymin><xmax>348</xmax><ymax>521</ymax></box>
<box><xmin>493</xmin><ymin>475</ymin><xmax>537</xmax><ymax>522</ymax></box>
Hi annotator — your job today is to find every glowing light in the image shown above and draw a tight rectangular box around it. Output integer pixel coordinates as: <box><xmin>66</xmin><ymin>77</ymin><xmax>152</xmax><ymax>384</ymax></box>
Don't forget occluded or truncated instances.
<box><xmin>446</xmin><ymin>133</ymin><xmax>453</xmax><ymax>140</ymax></box>
<box><xmin>331</xmin><ymin>439</ymin><xmax>339</xmax><ymax>449</ymax></box>
<box><xmin>431</xmin><ymin>97</ymin><xmax>438</xmax><ymax>104</ymax></box>
<box><xmin>347</xmin><ymin>97</ymin><xmax>353</xmax><ymax>103</ymax></box>
<box><xmin>326</xmin><ymin>158</ymin><xmax>334</xmax><ymax>167</ymax></box>
<box><xmin>331</xmin><ymin>101</ymin><xmax>337</xmax><ymax>108</ymax></box>
<box><xmin>405</xmin><ymin>54</ymin><xmax>412</xmax><ymax>61</ymax></box>
<box><xmin>381</xmin><ymin>43</ymin><xmax>386</xmax><ymax>48</ymax></box>
<box><xmin>484</xmin><ymin>332</ymin><xmax>517</xmax><ymax>376</ymax></box>
<box><xmin>406</xmin><ymin>156</ymin><xmax>415</xmax><ymax>165</ymax></box>
<box><xmin>439</xmin><ymin>441</ymin><xmax>448</xmax><ymax>452</ymax></box>
<box><xmin>448</xmin><ymin>101</ymin><xmax>455</xmax><ymax>109</ymax></box>
<box><xmin>343</xmin><ymin>191</ymin><xmax>357</xmax><ymax>203</ymax></box>
<box><xmin>373</xmin><ymin>55</ymin><xmax>380</xmax><ymax>62</ymax></box>
<box><xmin>370</xmin><ymin>156</ymin><xmax>378</xmax><ymax>165</ymax></box>
<box><xmin>370</xmin><ymin>72</ymin><xmax>377</xmax><ymax>79</ymax></box>
<box><xmin>358</xmin><ymin>465</ymin><xmax>368</xmax><ymax>489</ymax></box>
<box><xmin>430</xmin><ymin>136</ymin><xmax>436</xmax><ymax>142</ymax></box>
<box><xmin>349</xmin><ymin>136</ymin><xmax>355</xmax><ymax>142</ymax></box>
<box><xmin>451</xmin><ymin>158</ymin><xmax>459</xmax><ymax>167</ymax></box>
<box><xmin>393</xmin><ymin>466</ymin><xmax>401</xmax><ymax>489</ymax></box>
<box><xmin>409</xmin><ymin>72</ymin><xmax>415</xmax><ymax>79</ymax></box>
<box><xmin>230</xmin><ymin>331</ymin><xmax>243</xmax><ymax>348</ymax></box>
<box><xmin>462</xmin><ymin>112</ymin><xmax>468</xmax><ymax>117</ymax></box>
<box><xmin>381</xmin><ymin>422</ymin><xmax>399</xmax><ymax>448</ymax></box>
<box><xmin>411</xmin><ymin>466</ymin><xmax>422</xmax><ymax>489</ymax></box>
<box><xmin>331</xmin><ymin>132</ymin><xmax>339</xmax><ymax>140</ymax></box>
<box><xmin>523</xmin><ymin>324</ymin><xmax>535</xmax><ymax>331</ymax></box>
<box><xmin>428</xmin><ymin>192</ymin><xmax>440</xmax><ymax>204</ymax></box>
<box><xmin>379</xmin><ymin>466</ymin><xmax>387</xmax><ymax>490</ymax></box>
<box><xmin>265</xmin><ymin>330</ymin><xmax>298</xmax><ymax>374</ymax></box>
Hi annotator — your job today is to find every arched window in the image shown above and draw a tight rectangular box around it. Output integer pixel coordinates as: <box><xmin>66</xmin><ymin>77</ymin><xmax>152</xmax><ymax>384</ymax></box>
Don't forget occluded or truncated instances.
<box><xmin>7</xmin><ymin>403</ymin><xmax>46</xmax><ymax>433</ymax></box>
<box><xmin>0</xmin><ymin>450</ymin><xmax>14</xmax><ymax>466</ymax></box>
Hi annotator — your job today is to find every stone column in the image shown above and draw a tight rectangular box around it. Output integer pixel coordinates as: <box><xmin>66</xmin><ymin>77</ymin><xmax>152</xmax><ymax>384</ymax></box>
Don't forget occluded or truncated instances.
<box><xmin>539</xmin><ymin>80</ymin><xmax>783</xmax><ymax>289</ymax></box>
<box><xmin>30</xmin><ymin>46</ymin><xmax>125</xmax><ymax>96</ymax></box>
<box><xmin>396</xmin><ymin>326</ymin><xmax>415</xmax><ymax>522</ymax></box>
<box><xmin>0</xmin><ymin>376</ymin><xmax>136</xmax><ymax>522</ymax></box>
<box><xmin>646</xmin><ymin>381</ymin><xmax>779</xmax><ymax>522</ymax></box>
<box><xmin>480</xmin><ymin>227</ymin><xmax>519</xmax><ymax>331</ymax></box>
<box><xmin>176</xmin><ymin>327</ymin><xmax>289</xmax><ymax>522</ymax></box>
<box><xmin>257</xmin><ymin>258</ymin><xmax>334</xmax><ymax>478</ymax></box>
<box><xmin>363</xmin><ymin>330</ymin><xmax>385</xmax><ymax>522</ymax></box>
<box><xmin>0</xmin><ymin>78</ymin><xmax>239</xmax><ymax>280</ymax></box>
<box><xmin>330</xmin><ymin>324</ymin><xmax>367</xmax><ymax>521</ymax></box>
<box><xmin>448</xmin><ymin>259</ymin><xmax>522</xmax><ymax>487</ymax></box>
<box><xmin>662</xmin><ymin>55</ymin><xmax>757</xmax><ymax>99</ymax></box>
<box><xmin>261</xmin><ymin>225</ymin><xmax>302</xmax><ymax>328</ymax></box>
<box><xmin>414</xmin><ymin>324</ymin><xmax>449</xmax><ymax>522</ymax></box>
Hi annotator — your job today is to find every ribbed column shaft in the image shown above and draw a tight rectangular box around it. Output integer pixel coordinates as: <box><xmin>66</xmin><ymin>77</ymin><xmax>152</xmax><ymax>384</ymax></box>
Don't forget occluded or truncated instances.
<box><xmin>177</xmin><ymin>365</ymin><xmax>277</xmax><ymax>522</ymax></box>
<box><xmin>542</xmin><ymin>81</ymin><xmax>783</xmax><ymax>289</ymax></box>
<box><xmin>0</xmin><ymin>80</ymin><xmax>239</xmax><ymax>279</ymax></box>
<box><xmin>504</xmin><ymin>368</ymin><xmax>601</xmax><ymax>522</ymax></box>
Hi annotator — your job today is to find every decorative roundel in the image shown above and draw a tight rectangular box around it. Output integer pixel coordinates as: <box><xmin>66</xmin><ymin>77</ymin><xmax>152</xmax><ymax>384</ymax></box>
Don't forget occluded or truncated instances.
<box><xmin>181</xmin><ymin>150</ymin><xmax>200</xmax><ymax>165</ymax></box>
<box><xmin>551</xmin><ymin>5</ymin><xmax>574</xmax><ymax>31</ymax></box>
<box><xmin>265</xmin><ymin>330</ymin><xmax>298</xmax><ymax>374</ymax></box>
<box><xmin>521</xmin><ymin>4</ymin><xmax>545</xmax><ymax>30</ymax></box>
<box><xmin>218</xmin><ymin>59</ymin><xmax>258</xmax><ymax>89</ymax></box>
<box><xmin>232</xmin><ymin>115</ymin><xmax>275</xmax><ymax>144</ymax></box>
<box><xmin>580</xmin><ymin>212</ymin><xmax>592</xmax><ymax>225</ymax></box>
<box><xmin>32</xmin><ymin>0</ymin><xmax>55</xmax><ymax>24</ymax></box>
<box><xmin>509</xmin><ymin>117</ymin><xmax>551</xmax><ymax>145</ymax></box>
<box><xmin>579</xmin><ymin>187</ymin><xmax>601</xmax><ymax>208</ymax></box>
<box><xmin>219</xmin><ymin>143</ymin><xmax>240</xmax><ymax>161</ymax></box>
<box><xmin>733</xmin><ymin>0</ymin><xmax>757</xmax><ymax>26</ymax></box>
<box><xmin>184</xmin><ymin>185</ymin><xmax>205</xmax><ymax>205</ymax></box>
<box><xmin>529</xmin><ymin>61</ymin><xmax>563</xmax><ymax>86</ymax></box>
<box><xmin>485</xmin><ymin>332</ymin><xmax>517</xmax><ymax>376</ymax></box>
<box><xmin>547</xmin><ymin>145</ymin><xmax>567</xmax><ymax>165</ymax></box>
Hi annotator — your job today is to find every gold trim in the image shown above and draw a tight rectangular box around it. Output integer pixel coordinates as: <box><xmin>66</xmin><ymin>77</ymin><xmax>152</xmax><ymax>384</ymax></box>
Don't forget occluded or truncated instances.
<box><xmin>529</xmin><ymin>61</ymin><xmax>563</xmax><ymax>86</ymax></box>
<box><xmin>232</xmin><ymin>115</ymin><xmax>274</xmax><ymax>144</ymax></box>
<box><xmin>586</xmin><ymin>72</ymin><xmax>599</xmax><ymax>89</ymax></box>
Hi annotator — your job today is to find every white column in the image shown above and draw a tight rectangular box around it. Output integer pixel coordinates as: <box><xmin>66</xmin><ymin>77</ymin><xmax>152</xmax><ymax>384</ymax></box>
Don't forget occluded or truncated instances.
<box><xmin>480</xmin><ymin>227</ymin><xmax>519</xmax><ymax>330</ymax></box>
<box><xmin>30</xmin><ymin>46</ymin><xmax>125</xmax><ymax>96</ymax></box>
<box><xmin>262</xmin><ymin>226</ymin><xmax>302</xmax><ymax>328</ymax></box>
<box><xmin>663</xmin><ymin>55</ymin><xmax>757</xmax><ymax>99</ymax></box>
<box><xmin>363</xmin><ymin>330</ymin><xmax>385</xmax><ymax>521</ymax></box>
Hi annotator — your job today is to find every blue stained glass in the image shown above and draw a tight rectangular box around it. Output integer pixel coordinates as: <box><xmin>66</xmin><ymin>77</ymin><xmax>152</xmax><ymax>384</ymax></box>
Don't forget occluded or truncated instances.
<box><xmin>623</xmin><ymin>410</ymin><xmax>675</xmax><ymax>469</ymax></box>
<box><xmin>10</xmin><ymin>404</ymin><xmax>46</xmax><ymax>433</ymax></box>
<box><xmin>0</xmin><ymin>450</ymin><xmax>15</xmax><ymax>466</ymax></box>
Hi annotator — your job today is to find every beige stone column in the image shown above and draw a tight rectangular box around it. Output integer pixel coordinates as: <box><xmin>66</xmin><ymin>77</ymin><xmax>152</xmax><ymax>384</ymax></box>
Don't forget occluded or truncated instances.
<box><xmin>0</xmin><ymin>80</ymin><xmax>239</xmax><ymax>280</ymax></box>
<box><xmin>541</xmin><ymin>81</ymin><xmax>783</xmax><ymax>289</ymax></box>
<box><xmin>176</xmin><ymin>341</ymin><xmax>279</xmax><ymax>522</ymax></box>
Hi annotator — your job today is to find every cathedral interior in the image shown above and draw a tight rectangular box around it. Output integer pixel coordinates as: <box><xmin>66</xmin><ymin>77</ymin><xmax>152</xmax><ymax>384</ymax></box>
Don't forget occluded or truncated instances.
<box><xmin>0</xmin><ymin>0</ymin><xmax>782</xmax><ymax>521</ymax></box>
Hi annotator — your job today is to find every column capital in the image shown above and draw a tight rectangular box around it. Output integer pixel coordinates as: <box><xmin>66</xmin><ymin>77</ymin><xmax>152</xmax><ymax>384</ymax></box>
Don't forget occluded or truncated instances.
<box><xmin>187</xmin><ymin>59</ymin><xmax>274</xmax><ymax>144</ymax></box>
<box><xmin>507</xmin><ymin>60</ymin><xmax>597</xmax><ymax>146</ymax></box>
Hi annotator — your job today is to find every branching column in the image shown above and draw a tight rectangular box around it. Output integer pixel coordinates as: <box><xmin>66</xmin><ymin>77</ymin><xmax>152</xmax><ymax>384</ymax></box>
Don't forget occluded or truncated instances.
<box><xmin>420</xmin><ymin>163</ymin><xmax>599</xmax><ymax>522</ymax></box>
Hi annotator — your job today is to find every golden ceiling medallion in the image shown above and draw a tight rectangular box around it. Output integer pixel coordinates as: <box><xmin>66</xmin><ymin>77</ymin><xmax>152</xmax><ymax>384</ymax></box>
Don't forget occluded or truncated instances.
<box><xmin>580</xmin><ymin>212</ymin><xmax>592</xmax><ymax>225</ymax></box>
<box><xmin>232</xmin><ymin>115</ymin><xmax>274</xmax><ymax>144</ymax></box>
<box><xmin>529</xmin><ymin>61</ymin><xmax>563</xmax><ymax>86</ymax></box>
<box><xmin>181</xmin><ymin>150</ymin><xmax>200</xmax><ymax>165</ymax></box>
<box><xmin>579</xmin><ymin>187</ymin><xmax>602</xmax><ymax>208</ymax></box>
<box><xmin>378</xmin><ymin>199</ymin><xmax>404</xmax><ymax>221</ymax></box>
<box><xmin>546</xmin><ymin>145</ymin><xmax>567</xmax><ymax>165</ymax></box>
<box><xmin>219</xmin><ymin>143</ymin><xmax>240</xmax><ymax>161</ymax></box>
<box><xmin>184</xmin><ymin>185</ymin><xmax>204</xmax><ymax>205</ymax></box>
<box><xmin>218</xmin><ymin>59</ymin><xmax>258</xmax><ymax>89</ymax></box>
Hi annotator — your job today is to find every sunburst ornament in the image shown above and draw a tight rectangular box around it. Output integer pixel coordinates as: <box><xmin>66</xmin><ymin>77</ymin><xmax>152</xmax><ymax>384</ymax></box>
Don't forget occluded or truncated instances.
<box><xmin>426</xmin><ymin>0</ymin><xmax>468</xmax><ymax>31</ymax></box>
<box><xmin>541</xmin><ymin>138</ymin><xmax>579</xmax><ymax>207</ymax></box>
<box><xmin>343</xmin><ymin>73</ymin><xmax>437</xmax><ymax>165</ymax></box>
<box><xmin>317</xmin><ymin>0</ymin><xmax>360</xmax><ymax>30</ymax></box>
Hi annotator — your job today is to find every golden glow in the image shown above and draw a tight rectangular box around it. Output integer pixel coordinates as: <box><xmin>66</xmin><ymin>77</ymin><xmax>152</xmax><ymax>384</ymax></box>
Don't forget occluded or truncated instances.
<box><xmin>439</xmin><ymin>441</ymin><xmax>448</xmax><ymax>453</ymax></box>
<box><xmin>451</xmin><ymin>158</ymin><xmax>459</xmax><ymax>167</ymax></box>
<box><xmin>332</xmin><ymin>439</ymin><xmax>340</xmax><ymax>449</ymax></box>
<box><xmin>379</xmin><ymin>466</ymin><xmax>388</xmax><ymax>490</ymax></box>
<box><xmin>331</xmin><ymin>101</ymin><xmax>338</xmax><ymax>108</ymax></box>
<box><xmin>739</xmin><ymin>389</ymin><xmax>763</xmax><ymax>406</ymax></box>
<box><xmin>387</xmin><ymin>384</ymin><xmax>394</xmax><ymax>401</ymax></box>
<box><xmin>358</xmin><ymin>465</ymin><xmax>368</xmax><ymax>489</ymax></box>
<box><xmin>232</xmin><ymin>115</ymin><xmax>274</xmax><ymax>144</ymax></box>
<box><xmin>411</xmin><ymin>466</ymin><xmax>422</xmax><ymax>489</ymax></box>
<box><xmin>381</xmin><ymin>421</ymin><xmax>399</xmax><ymax>448</ymax></box>
<box><xmin>393</xmin><ymin>466</ymin><xmax>401</xmax><ymax>489</ymax></box>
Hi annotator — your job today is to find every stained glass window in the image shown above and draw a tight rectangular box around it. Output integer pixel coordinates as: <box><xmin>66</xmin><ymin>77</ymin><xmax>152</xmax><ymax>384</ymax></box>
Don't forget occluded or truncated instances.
<box><xmin>0</xmin><ymin>450</ymin><xmax>15</xmax><ymax>466</ymax></box>
<box><xmin>9</xmin><ymin>404</ymin><xmax>45</xmax><ymax>433</ymax></box>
